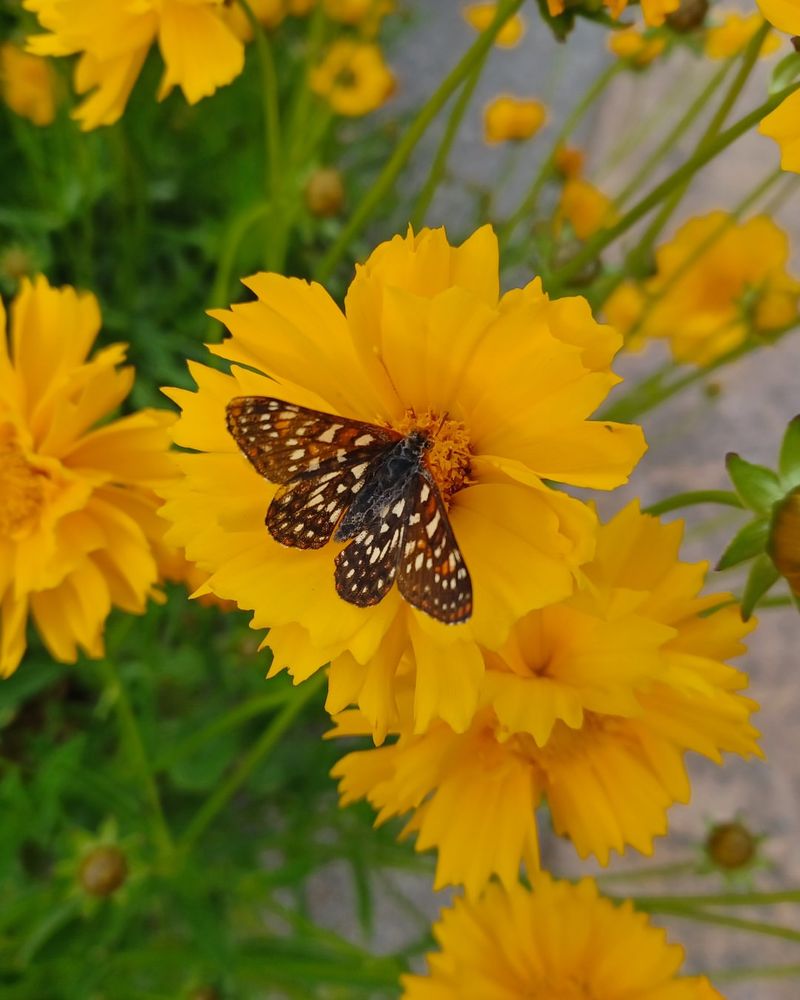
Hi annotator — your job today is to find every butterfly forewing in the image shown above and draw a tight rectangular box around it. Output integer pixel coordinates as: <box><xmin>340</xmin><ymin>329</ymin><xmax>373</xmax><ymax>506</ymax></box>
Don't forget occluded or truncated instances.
<box><xmin>226</xmin><ymin>396</ymin><xmax>399</xmax><ymax>484</ymax></box>
<box><xmin>398</xmin><ymin>475</ymin><xmax>472</xmax><ymax>624</ymax></box>
<box><xmin>268</xmin><ymin>452</ymin><xmax>384</xmax><ymax>549</ymax></box>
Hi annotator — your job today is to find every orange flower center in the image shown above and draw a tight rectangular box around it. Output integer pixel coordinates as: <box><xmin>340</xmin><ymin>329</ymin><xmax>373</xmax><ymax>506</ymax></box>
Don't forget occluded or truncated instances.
<box><xmin>394</xmin><ymin>409</ymin><xmax>472</xmax><ymax>503</ymax></box>
<box><xmin>0</xmin><ymin>435</ymin><xmax>47</xmax><ymax>537</ymax></box>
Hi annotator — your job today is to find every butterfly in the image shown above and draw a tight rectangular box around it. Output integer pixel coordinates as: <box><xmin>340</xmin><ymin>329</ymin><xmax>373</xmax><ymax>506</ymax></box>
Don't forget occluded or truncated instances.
<box><xmin>225</xmin><ymin>396</ymin><xmax>473</xmax><ymax>624</ymax></box>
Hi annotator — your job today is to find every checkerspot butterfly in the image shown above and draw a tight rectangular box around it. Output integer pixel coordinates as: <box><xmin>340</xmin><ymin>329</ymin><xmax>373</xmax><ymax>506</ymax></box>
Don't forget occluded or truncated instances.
<box><xmin>226</xmin><ymin>396</ymin><xmax>472</xmax><ymax>624</ymax></box>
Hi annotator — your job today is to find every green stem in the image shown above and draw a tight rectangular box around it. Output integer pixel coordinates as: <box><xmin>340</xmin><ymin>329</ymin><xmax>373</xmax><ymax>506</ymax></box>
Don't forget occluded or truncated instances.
<box><xmin>615</xmin><ymin>62</ymin><xmax>732</xmax><ymax>208</ymax></box>
<box><xmin>314</xmin><ymin>0</ymin><xmax>525</xmax><ymax>283</ymax></box>
<box><xmin>411</xmin><ymin>47</ymin><xmax>490</xmax><ymax>229</ymax></box>
<box><xmin>636</xmin><ymin>903</ymin><xmax>800</xmax><ymax>945</ymax></box>
<box><xmin>595</xmin><ymin>860</ymin><xmax>701</xmax><ymax>884</ymax></box>
<box><xmin>206</xmin><ymin>199</ymin><xmax>272</xmax><ymax>330</ymax></box>
<box><xmin>500</xmin><ymin>61</ymin><xmax>622</xmax><ymax>241</ymax></box>
<box><xmin>709</xmin><ymin>964</ymin><xmax>800</xmax><ymax>983</ymax></box>
<box><xmin>643</xmin><ymin>490</ymin><xmax>744</xmax><ymax>517</ymax></box>
<box><xmin>549</xmin><ymin>80</ymin><xmax>800</xmax><ymax>289</ymax></box>
<box><xmin>97</xmin><ymin>658</ymin><xmax>175</xmax><ymax>866</ymax></box>
<box><xmin>634</xmin><ymin>890</ymin><xmax>800</xmax><ymax>908</ymax></box>
<box><xmin>179</xmin><ymin>672</ymin><xmax>325</xmax><ymax>854</ymax></box>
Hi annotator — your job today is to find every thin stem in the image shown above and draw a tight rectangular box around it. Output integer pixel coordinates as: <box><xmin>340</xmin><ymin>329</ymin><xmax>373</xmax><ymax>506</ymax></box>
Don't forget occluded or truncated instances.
<box><xmin>206</xmin><ymin>199</ymin><xmax>272</xmax><ymax>331</ymax></box>
<box><xmin>643</xmin><ymin>490</ymin><xmax>745</xmax><ymax>517</ymax></box>
<box><xmin>548</xmin><ymin>80</ymin><xmax>800</xmax><ymax>289</ymax></box>
<box><xmin>595</xmin><ymin>860</ymin><xmax>701</xmax><ymax>884</ymax></box>
<box><xmin>615</xmin><ymin>62</ymin><xmax>732</xmax><ymax>207</ymax></box>
<box><xmin>179</xmin><ymin>672</ymin><xmax>325</xmax><ymax>854</ymax></box>
<box><xmin>500</xmin><ymin>61</ymin><xmax>622</xmax><ymax>241</ymax></box>
<box><xmin>634</xmin><ymin>890</ymin><xmax>800</xmax><ymax>908</ymax></box>
<box><xmin>314</xmin><ymin>0</ymin><xmax>525</xmax><ymax>283</ymax></box>
<box><xmin>238</xmin><ymin>0</ymin><xmax>281</xmax><ymax>198</ymax></box>
<box><xmin>411</xmin><ymin>47</ymin><xmax>490</xmax><ymax>228</ymax></box>
<box><xmin>636</xmin><ymin>903</ymin><xmax>800</xmax><ymax>945</ymax></box>
<box><xmin>97</xmin><ymin>657</ymin><xmax>175</xmax><ymax>866</ymax></box>
<box><xmin>709</xmin><ymin>964</ymin><xmax>800</xmax><ymax>983</ymax></box>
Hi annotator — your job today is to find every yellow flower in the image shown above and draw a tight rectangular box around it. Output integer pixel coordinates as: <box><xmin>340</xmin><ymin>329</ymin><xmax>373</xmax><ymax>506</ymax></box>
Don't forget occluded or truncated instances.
<box><xmin>330</xmin><ymin>501</ymin><xmax>760</xmax><ymax>894</ymax></box>
<box><xmin>605</xmin><ymin>212</ymin><xmax>800</xmax><ymax>366</ymax></box>
<box><xmin>548</xmin><ymin>0</ymin><xmax>679</xmax><ymax>28</ymax></box>
<box><xmin>223</xmin><ymin>0</ymin><xmax>290</xmax><ymax>40</ymax></box>
<box><xmin>607</xmin><ymin>27</ymin><xmax>667</xmax><ymax>66</ymax></box>
<box><xmin>557</xmin><ymin>177</ymin><xmax>617</xmax><ymax>241</ymax></box>
<box><xmin>0</xmin><ymin>276</ymin><xmax>177</xmax><ymax>676</ymax></box>
<box><xmin>309</xmin><ymin>39</ymin><xmax>394</xmax><ymax>116</ymax></box>
<box><xmin>463</xmin><ymin>3</ymin><xmax>526</xmax><ymax>47</ymax></box>
<box><xmin>161</xmin><ymin>227</ymin><xmax>645</xmax><ymax>737</ymax></box>
<box><xmin>24</xmin><ymin>0</ymin><xmax>244</xmax><ymax>130</ymax></box>
<box><xmin>483</xmin><ymin>95</ymin><xmax>547</xmax><ymax>144</ymax></box>
<box><xmin>0</xmin><ymin>42</ymin><xmax>57</xmax><ymax>126</ymax></box>
<box><xmin>401</xmin><ymin>877</ymin><xmax>723</xmax><ymax>1000</ymax></box>
<box><xmin>705</xmin><ymin>12</ymin><xmax>781</xmax><ymax>59</ymax></box>
<box><xmin>757</xmin><ymin>0</ymin><xmax>800</xmax><ymax>35</ymax></box>
<box><xmin>760</xmin><ymin>89</ymin><xmax>800</xmax><ymax>173</ymax></box>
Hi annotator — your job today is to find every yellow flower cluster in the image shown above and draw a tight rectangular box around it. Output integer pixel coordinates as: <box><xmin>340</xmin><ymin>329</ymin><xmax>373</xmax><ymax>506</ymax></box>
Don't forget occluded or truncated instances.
<box><xmin>161</xmin><ymin>227</ymin><xmax>760</xmax><ymax>924</ymax></box>
<box><xmin>0</xmin><ymin>277</ymin><xmax>178</xmax><ymax>676</ymax></box>
<box><xmin>606</xmin><ymin>212</ymin><xmax>800</xmax><ymax>365</ymax></box>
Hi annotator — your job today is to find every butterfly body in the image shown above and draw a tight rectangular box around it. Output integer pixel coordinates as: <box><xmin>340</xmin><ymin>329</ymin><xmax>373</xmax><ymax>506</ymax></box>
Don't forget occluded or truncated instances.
<box><xmin>226</xmin><ymin>396</ymin><xmax>472</xmax><ymax>623</ymax></box>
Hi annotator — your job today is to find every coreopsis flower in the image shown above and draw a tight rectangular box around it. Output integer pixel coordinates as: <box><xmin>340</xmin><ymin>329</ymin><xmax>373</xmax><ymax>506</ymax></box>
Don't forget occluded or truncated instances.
<box><xmin>401</xmin><ymin>877</ymin><xmax>722</xmax><ymax>1000</ymax></box>
<box><xmin>556</xmin><ymin>177</ymin><xmax>617</xmax><ymax>241</ymax></box>
<box><xmin>161</xmin><ymin>226</ymin><xmax>645</xmax><ymax>736</ymax></box>
<box><xmin>483</xmin><ymin>95</ymin><xmax>546</xmax><ymax>144</ymax></box>
<box><xmin>463</xmin><ymin>3</ymin><xmax>526</xmax><ymax>47</ymax></box>
<box><xmin>223</xmin><ymin>0</ymin><xmax>290</xmax><ymax>39</ymax></box>
<box><xmin>605</xmin><ymin>212</ymin><xmax>800</xmax><ymax>365</ymax></box>
<box><xmin>309</xmin><ymin>39</ymin><xmax>394</xmax><ymax>116</ymax></box>
<box><xmin>757</xmin><ymin>0</ymin><xmax>800</xmax><ymax>171</ymax></box>
<box><xmin>704</xmin><ymin>12</ymin><xmax>780</xmax><ymax>59</ymax></box>
<box><xmin>0</xmin><ymin>42</ymin><xmax>57</xmax><ymax>126</ymax></box>
<box><xmin>330</xmin><ymin>502</ymin><xmax>760</xmax><ymax>894</ymax></box>
<box><xmin>24</xmin><ymin>0</ymin><xmax>245</xmax><ymax>130</ymax></box>
<box><xmin>0</xmin><ymin>276</ymin><xmax>177</xmax><ymax>676</ymax></box>
<box><xmin>324</xmin><ymin>0</ymin><xmax>395</xmax><ymax>34</ymax></box>
<box><xmin>607</xmin><ymin>26</ymin><xmax>667</xmax><ymax>66</ymax></box>
<box><xmin>547</xmin><ymin>0</ymin><xmax>679</xmax><ymax>28</ymax></box>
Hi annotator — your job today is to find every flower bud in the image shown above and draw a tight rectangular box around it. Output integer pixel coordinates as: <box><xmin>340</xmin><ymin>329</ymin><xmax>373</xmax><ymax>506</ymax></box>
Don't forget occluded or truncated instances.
<box><xmin>769</xmin><ymin>487</ymin><xmax>800</xmax><ymax>593</ymax></box>
<box><xmin>305</xmin><ymin>168</ymin><xmax>345</xmax><ymax>218</ymax></box>
<box><xmin>667</xmin><ymin>0</ymin><xmax>709</xmax><ymax>33</ymax></box>
<box><xmin>705</xmin><ymin>821</ymin><xmax>757</xmax><ymax>870</ymax></box>
<box><xmin>79</xmin><ymin>845</ymin><xmax>128</xmax><ymax>897</ymax></box>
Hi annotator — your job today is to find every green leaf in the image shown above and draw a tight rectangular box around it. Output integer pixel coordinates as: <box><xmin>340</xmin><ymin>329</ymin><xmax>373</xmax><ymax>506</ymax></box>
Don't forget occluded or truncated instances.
<box><xmin>770</xmin><ymin>52</ymin><xmax>800</xmax><ymax>94</ymax></box>
<box><xmin>779</xmin><ymin>416</ymin><xmax>800</xmax><ymax>489</ymax></box>
<box><xmin>716</xmin><ymin>518</ymin><xmax>769</xmax><ymax>570</ymax></box>
<box><xmin>741</xmin><ymin>555</ymin><xmax>781</xmax><ymax>620</ymax></box>
<box><xmin>726</xmin><ymin>453</ymin><xmax>783</xmax><ymax>514</ymax></box>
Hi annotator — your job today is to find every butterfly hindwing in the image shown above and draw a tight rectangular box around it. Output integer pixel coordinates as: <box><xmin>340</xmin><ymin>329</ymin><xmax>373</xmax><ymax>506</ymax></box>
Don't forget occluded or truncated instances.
<box><xmin>226</xmin><ymin>396</ymin><xmax>399</xmax><ymax>484</ymax></box>
<box><xmin>397</xmin><ymin>474</ymin><xmax>472</xmax><ymax>624</ymax></box>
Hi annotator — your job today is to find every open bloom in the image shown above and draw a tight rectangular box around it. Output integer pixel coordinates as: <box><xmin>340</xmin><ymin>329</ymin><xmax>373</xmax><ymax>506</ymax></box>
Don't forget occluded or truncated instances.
<box><xmin>0</xmin><ymin>42</ymin><xmax>57</xmax><ymax>125</ymax></box>
<box><xmin>161</xmin><ymin>226</ymin><xmax>645</xmax><ymax>736</ymax></box>
<box><xmin>401</xmin><ymin>876</ymin><xmax>722</xmax><ymax>1000</ymax></box>
<box><xmin>24</xmin><ymin>0</ymin><xmax>244</xmax><ymax>130</ymax></box>
<box><xmin>607</xmin><ymin>27</ymin><xmax>667</xmax><ymax>67</ymax></box>
<box><xmin>0</xmin><ymin>276</ymin><xmax>177</xmax><ymax>676</ymax></box>
<box><xmin>330</xmin><ymin>502</ymin><xmax>760</xmax><ymax>895</ymax></box>
<box><xmin>704</xmin><ymin>12</ymin><xmax>780</xmax><ymax>59</ymax></box>
<box><xmin>605</xmin><ymin>211</ymin><xmax>800</xmax><ymax>365</ymax></box>
<box><xmin>556</xmin><ymin>178</ymin><xmax>617</xmax><ymax>241</ymax></box>
<box><xmin>309</xmin><ymin>39</ymin><xmax>394</xmax><ymax>116</ymax></box>
<box><xmin>483</xmin><ymin>96</ymin><xmax>546</xmax><ymax>144</ymax></box>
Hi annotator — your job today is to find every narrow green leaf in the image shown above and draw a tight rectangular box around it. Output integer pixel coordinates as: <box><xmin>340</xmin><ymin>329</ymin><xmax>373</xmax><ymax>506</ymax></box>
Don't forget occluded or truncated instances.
<box><xmin>726</xmin><ymin>453</ymin><xmax>783</xmax><ymax>514</ymax></box>
<box><xmin>779</xmin><ymin>416</ymin><xmax>800</xmax><ymax>489</ymax></box>
<box><xmin>771</xmin><ymin>52</ymin><xmax>800</xmax><ymax>94</ymax></box>
<box><xmin>716</xmin><ymin>518</ymin><xmax>769</xmax><ymax>570</ymax></box>
<box><xmin>741</xmin><ymin>555</ymin><xmax>780</xmax><ymax>620</ymax></box>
